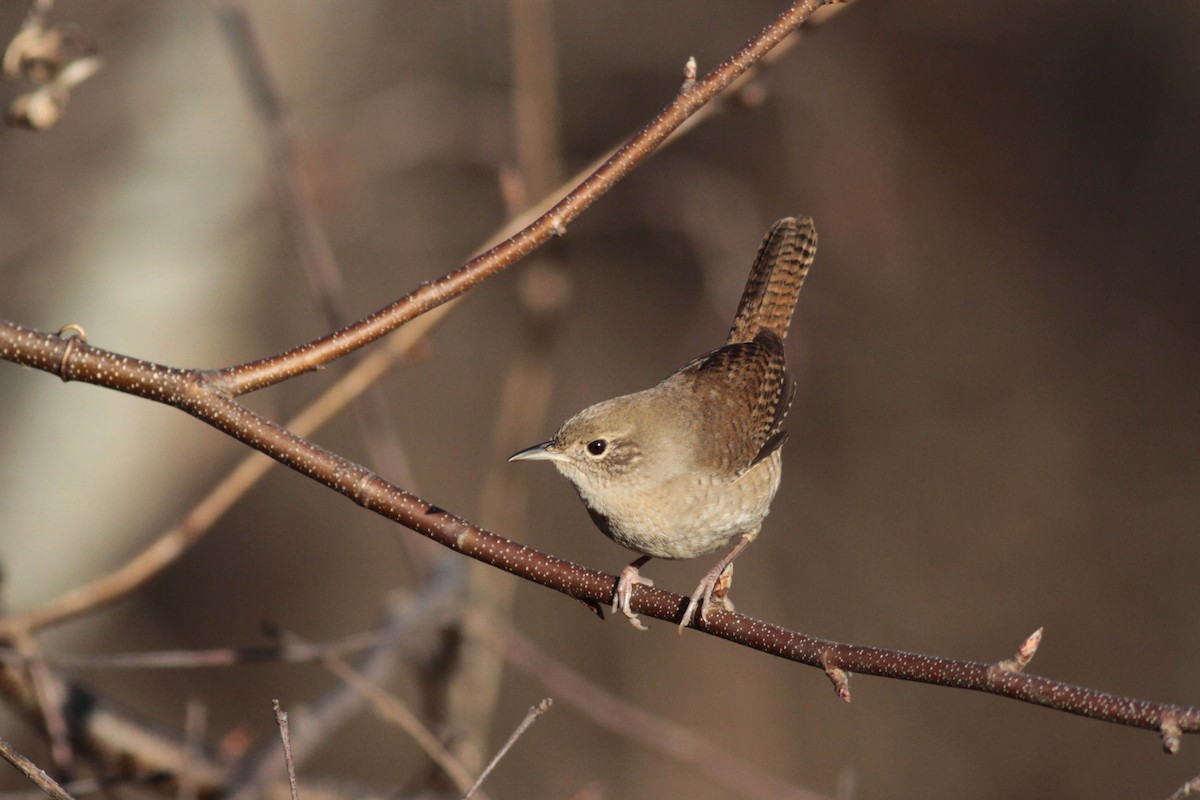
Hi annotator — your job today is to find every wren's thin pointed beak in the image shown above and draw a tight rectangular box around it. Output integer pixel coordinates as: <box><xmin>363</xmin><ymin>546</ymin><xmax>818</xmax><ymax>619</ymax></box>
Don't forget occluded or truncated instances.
<box><xmin>508</xmin><ymin>440</ymin><xmax>566</xmax><ymax>463</ymax></box>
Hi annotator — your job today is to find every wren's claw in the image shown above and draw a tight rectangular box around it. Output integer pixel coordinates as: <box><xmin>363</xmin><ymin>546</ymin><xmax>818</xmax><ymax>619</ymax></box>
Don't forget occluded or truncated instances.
<box><xmin>614</xmin><ymin>557</ymin><xmax>654</xmax><ymax>630</ymax></box>
<box><xmin>679</xmin><ymin>562</ymin><xmax>736</xmax><ymax>633</ymax></box>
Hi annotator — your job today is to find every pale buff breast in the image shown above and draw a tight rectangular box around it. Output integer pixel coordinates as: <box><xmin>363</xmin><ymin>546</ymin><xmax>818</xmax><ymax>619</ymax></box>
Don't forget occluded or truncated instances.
<box><xmin>583</xmin><ymin>449</ymin><xmax>783</xmax><ymax>560</ymax></box>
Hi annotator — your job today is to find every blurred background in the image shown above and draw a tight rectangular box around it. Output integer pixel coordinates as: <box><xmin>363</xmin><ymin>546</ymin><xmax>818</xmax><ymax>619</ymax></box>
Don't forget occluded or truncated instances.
<box><xmin>1</xmin><ymin>2</ymin><xmax>1198</xmax><ymax>798</ymax></box>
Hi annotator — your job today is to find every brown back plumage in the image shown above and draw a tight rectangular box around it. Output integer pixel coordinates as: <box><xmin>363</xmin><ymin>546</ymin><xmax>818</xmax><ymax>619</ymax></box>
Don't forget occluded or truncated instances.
<box><xmin>682</xmin><ymin>331</ymin><xmax>793</xmax><ymax>474</ymax></box>
<box><xmin>726</xmin><ymin>216</ymin><xmax>817</xmax><ymax>345</ymax></box>
<box><xmin>677</xmin><ymin>216</ymin><xmax>816</xmax><ymax>476</ymax></box>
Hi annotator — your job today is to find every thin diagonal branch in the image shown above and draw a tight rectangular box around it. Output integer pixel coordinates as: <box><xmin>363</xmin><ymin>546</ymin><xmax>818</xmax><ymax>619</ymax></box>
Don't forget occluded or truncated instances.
<box><xmin>208</xmin><ymin>0</ymin><xmax>830</xmax><ymax>396</ymax></box>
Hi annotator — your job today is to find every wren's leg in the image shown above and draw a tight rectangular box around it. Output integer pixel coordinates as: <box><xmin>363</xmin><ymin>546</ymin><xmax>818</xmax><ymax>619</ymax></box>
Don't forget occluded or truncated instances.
<box><xmin>614</xmin><ymin>555</ymin><xmax>654</xmax><ymax>630</ymax></box>
<box><xmin>680</xmin><ymin>530</ymin><xmax>757</xmax><ymax>632</ymax></box>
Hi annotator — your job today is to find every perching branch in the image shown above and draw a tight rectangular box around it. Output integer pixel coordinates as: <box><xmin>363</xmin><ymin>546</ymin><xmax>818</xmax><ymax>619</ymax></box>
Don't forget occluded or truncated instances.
<box><xmin>1</xmin><ymin>299</ymin><xmax>1198</xmax><ymax>751</ymax></box>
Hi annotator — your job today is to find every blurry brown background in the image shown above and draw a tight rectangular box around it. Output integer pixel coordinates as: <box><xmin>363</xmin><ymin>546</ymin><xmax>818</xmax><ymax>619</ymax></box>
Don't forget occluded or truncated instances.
<box><xmin>1</xmin><ymin>2</ymin><xmax>1198</xmax><ymax>798</ymax></box>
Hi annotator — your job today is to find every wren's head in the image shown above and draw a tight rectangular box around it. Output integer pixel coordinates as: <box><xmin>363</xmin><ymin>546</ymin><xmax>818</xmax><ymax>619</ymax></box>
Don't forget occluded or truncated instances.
<box><xmin>508</xmin><ymin>388</ymin><xmax>692</xmax><ymax>505</ymax></box>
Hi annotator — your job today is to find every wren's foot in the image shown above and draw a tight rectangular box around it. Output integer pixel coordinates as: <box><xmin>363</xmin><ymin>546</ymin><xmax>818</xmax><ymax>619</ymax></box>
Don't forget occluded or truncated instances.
<box><xmin>614</xmin><ymin>556</ymin><xmax>654</xmax><ymax>630</ymax></box>
<box><xmin>679</xmin><ymin>532</ymin><xmax>756</xmax><ymax>632</ymax></box>
<box><xmin>679</xmin><ymin>561</ymin><xmax>735</xmax><ymax>633</ymax></box>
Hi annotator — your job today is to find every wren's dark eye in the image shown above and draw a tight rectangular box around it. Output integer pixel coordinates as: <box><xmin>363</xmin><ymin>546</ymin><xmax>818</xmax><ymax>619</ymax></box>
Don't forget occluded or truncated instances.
<box><xmin>586</xmin><ymin>439</ymin><xmax>608</xmax><ymax>457</ymax></box>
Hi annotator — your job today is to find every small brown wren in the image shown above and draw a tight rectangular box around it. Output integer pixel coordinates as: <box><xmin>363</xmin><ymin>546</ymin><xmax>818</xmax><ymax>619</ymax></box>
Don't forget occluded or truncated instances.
<box><xmin>510</xmin><ymin>217</ymin><xmax>817</xmax><ymax>630</ymax></box>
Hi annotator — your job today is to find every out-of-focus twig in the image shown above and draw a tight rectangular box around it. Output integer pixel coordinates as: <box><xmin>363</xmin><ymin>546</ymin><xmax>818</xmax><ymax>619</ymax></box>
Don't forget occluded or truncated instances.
<box><xmin>451</xmin><ymin>0</ymin><xmax>569</xmax><ymax>776</ymax></box>
<box><xmin>209</xmin><ymin>0</ymin><xmax>428</xmax><ymax>571</ymax></box>
<box><xmin>320</xmin><ymin>653</ymin><xmax>478</xmax><ymax>796</ymax></box>
<box><xmin>223</xmin><ymin>576</ymin><xmax>460</xmax><ymax>800</ymax></box>
<box><xmin>2</xmin><ymin>0</ymin><xmax>101</xmax><ymax>130</ymax></box>
<box><xmin>178</xmin><ymin>700</ymin><xmax>207</xmax><ymax>800</ymax></box>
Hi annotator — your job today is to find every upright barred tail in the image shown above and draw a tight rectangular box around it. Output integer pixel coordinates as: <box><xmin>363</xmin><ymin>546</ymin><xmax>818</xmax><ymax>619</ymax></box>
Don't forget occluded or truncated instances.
<box><xmin>726</xmin><ymin>216</ymin><xmax>817</xmax><ymax>345</ymax></box>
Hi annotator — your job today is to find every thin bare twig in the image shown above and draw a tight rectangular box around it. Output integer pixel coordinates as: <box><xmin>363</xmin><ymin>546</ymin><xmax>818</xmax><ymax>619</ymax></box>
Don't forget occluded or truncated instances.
<box><xmin>177</xmin><ymin>700</ymin><xmax>206</xmax><ymax>800</ymax></box>
<box><xmin>316</xmin><ymin>648</ymin><xmax>477</xmax><ymax>796</ymax></box>
<box><xmin>0</xmin><ymin>734</ymin><xmax>75</xmax><ymax>800</ymax></box>
<box><xmin>1167</xmin><ymin>775</ymin><xmax>1200</xmax><ymax>800</ymax></box>
<box><xmin>462</xmin><ymin>699</ymin><xmax>551</xmax><ymax>800</ymax></box>
<box><xmin>206</xmin><ymin>0</ymin><xmax>832</xmax><ymax>396</ymax></box>
<box><xmin>270</xmin><ymin>701</ymin><xmax>300</xmax><ymax>800</ymax></box>
<box><xmin>10</xmin><ymin>635</ymin><xmax>72</xmax><ymax>776</ymax></box>
<box><xmin>0</xmin><ymin>615</ymin><xmax>450</xmax><ymax>671</ymax></box>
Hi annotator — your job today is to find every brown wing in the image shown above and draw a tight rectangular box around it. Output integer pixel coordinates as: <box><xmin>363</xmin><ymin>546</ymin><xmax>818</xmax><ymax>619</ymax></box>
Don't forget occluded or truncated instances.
<box><xmin>679</xmin><ymin>330</ymin><xmax>793</xmax><ymax>476</ymax></box>
<box><xmin>727</xmin><ymin>216</ymin><xmax>817</xmax><ymax>345</ymax></box>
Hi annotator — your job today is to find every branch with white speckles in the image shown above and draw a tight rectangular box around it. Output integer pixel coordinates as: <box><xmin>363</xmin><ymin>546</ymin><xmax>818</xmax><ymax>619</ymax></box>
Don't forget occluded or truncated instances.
<box><xmin>1</xmin><ymin>317</ymin><xmax>1198</xmax><ymax>751</ymax></box>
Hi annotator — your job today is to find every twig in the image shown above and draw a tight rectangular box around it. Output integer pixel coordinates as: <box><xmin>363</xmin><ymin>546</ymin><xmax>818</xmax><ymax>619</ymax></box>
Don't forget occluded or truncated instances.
<box><xmin>10</xmin><ymin>635</ymin><xmax>73</xmax><ymax>775</ymax></box>
<box><xmin>313</xmin><ymin>644</ymin><xmax>477</xmax><ymax>796</ymax></box>
<box><xmin>205</xmin><ymin>0</ymin><xmax>833</xmax><ymax>395</ymax></box>
<box><xmin>462</xmin><ymin>699</ymin><xmax>551</xmax><ymax>800</ymax></box>
<box><xmin>177</xmin><ymin>699</ymin><xmax>206</xmax><ymax>800</ymax></box>
<box><xmin>224</xmin><ymin>577</ymin><xmax>460</xmax><ymax>800</ymax></box>
<box><xmin>270</xmin><ymin>701</ymin><xmax>300</xmax><ymax>800</ymax></box>
<box><xmin>0</xmin><ymin>617</ymin><xmax>449</xmax><ymax>671</ymax></box>
<box><xmin>1167</xmin><ymin>775</ymin><xmax>1200</xmax><ymax>800</ymax></box>
<box><xmin>0</xmin><ymin>733</ymin><xmax>75</xmax><ymax>800</ymax></box>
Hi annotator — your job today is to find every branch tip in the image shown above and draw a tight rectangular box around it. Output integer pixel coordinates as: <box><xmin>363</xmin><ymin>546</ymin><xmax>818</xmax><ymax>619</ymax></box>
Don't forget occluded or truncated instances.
<box><xmin>464</xmin><ymin>696</ymin><xmax>554</xmax><ymax>799</ymax></box>
<box><xmin>271</xmin><ymin>699</ymin><xmax>300</xmax><ymax>800</ymax></box>
<box><xmin>1161</xmin><ymin>717</ymin><xmax>1184</xmax><ymax>755</ymax></box>
<box><xmin>1166</xmin><ymin>775</ymin><xmax>1200</xmax><ymax>800</ymax></box>
<box><xmin>997</xmin><ymin>627</ymin><xmax>1043</xmax><ymax>673</ymax></box>
<box><xmin>681</xmin><ymin>56</ymin><xmax>697</xmax><ymax>93</ymax></box>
